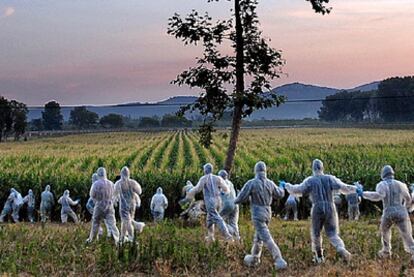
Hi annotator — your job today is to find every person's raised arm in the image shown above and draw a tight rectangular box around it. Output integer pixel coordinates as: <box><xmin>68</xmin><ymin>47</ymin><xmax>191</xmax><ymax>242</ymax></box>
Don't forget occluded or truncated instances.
<box><xmin>333</xmin><ymin>177</ymin><xmax>357</xmax><ymax>195</ymax></box>
<box><xmin>285</xmin><ymin>177</ymin><xmax>311</xmax><ymax>197</ymax></box>
<box><xmin>187</xmin><ymin>177</ymin><xmax>205</xmax><ymax>200</ymax></box>
<box><xmin>271</xmin><ymin>180</ymin><xmax>285</xmax><ymax>199</ymax></box>
<box><xmin>68</xmin><ymin>197</ymin><xmax>79</xmax><ymax>206</ymax></box>
<box><xmin>234</xmin><ymin>181</ymin><xmax>252</xmax><ymax>204</ymax></box>
<box><xmin>363</xmin><ymin>182</ymin><xmax>386</xmax><ymax>202</ymax></box>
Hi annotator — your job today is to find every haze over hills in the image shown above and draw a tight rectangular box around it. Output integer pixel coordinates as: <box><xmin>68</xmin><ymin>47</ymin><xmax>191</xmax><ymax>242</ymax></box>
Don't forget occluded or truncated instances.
<box><xmin>27</xmin><ymin>81</ymin><xmax>380</xmax><ymax>121</ymax></box>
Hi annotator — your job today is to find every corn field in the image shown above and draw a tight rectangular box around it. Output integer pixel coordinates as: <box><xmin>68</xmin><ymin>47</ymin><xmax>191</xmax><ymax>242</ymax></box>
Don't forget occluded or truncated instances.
<box><xmin>1</xmin><ymin>128</ymin><xmax>414</xmax><ymax>218</ymax></box>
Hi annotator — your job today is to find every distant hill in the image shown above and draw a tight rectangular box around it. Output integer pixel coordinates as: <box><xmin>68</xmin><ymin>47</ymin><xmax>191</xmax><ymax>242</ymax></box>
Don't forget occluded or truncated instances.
<box><xmin>347</xmin><ymin>81</ymin><xmax>380</xmax><ymax>92</ymax></box>
<box><xmin>27</xmin><ymin>81</ymin><xmax>380</xmax><ymax>121</ymax></box>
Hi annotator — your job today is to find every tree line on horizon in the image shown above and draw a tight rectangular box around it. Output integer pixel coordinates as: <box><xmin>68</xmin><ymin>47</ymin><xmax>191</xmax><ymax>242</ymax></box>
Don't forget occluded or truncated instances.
<box><xmin>318</xmin><ymin>76</ymin><xmax>414</xmax><ymax>122</ymax></box>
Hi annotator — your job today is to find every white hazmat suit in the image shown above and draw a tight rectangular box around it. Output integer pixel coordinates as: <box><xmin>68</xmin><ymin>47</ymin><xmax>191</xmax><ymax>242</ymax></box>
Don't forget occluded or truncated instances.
<box><xmin>235</xmin><ymin>161</ymin><xmax>288</xmax><ymax>270</ymax></box>
<box><xmin>40</xmin><ymin>185</ymin><xmax>54</xmax><ymax>223</ymax></box>
<box><xmin>346</xmin><ymin>192</ymin><xmax>361</xmax><ymax>221</ymax></box>
<box><xmin>23</xmin><ymin>189</ymin><xmax>36</xmax><ymax>222</ymax></box>
<box><xmin>218</xmin><ymin>170</ymin><xmax>240</xmax><ymax>241</ymax></box>
<box><xmin>362</xmin><ymin>165</ymin><xmax>414</xmax><ymax>260</ymax></box>
<box><xmin>285</xmin><ymin>159</ymin><xmax>357</xmax><ymax>263</ymax></box>
<box><xmin>58</xmin><ymin>190</ymin><xmax>79</xmax><ymax>223</ymax></box>
<box><xmin>284</xmin><ymin>194</ymin><xmax>299</xmax><ymax>221</ymax></box>
<box><xmin>0</xmin><ymin>188</ymin><xmax>23</xmax><ymax>223</ymax></box>
<box><xmin>114</xmin><ymin>166</ymin><xmax>145</xmax><ymax>242</ymax></box>
<box><xmin>87</xmin><ymin>167</ymin><xmax>120</xmax><ymax>244</ymax></box>
<box><xmin>186</xmin><ymin>163</ymin><xmax>233</xmax><ymax>242</ymax></box>
<box><xmin>150</xmin><ymin>187</ymin><xmax>168</xmax><ymax>222</ymax></box>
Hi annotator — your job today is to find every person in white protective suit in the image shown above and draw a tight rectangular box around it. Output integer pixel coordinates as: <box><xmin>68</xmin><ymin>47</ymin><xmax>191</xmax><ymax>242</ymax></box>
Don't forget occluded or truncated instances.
<box><xmin>235</xmin><ymin>161</ymin><xmax>288</xmax><ymax>271</ymax></box>
<box><xmin>0</xmin><ymin>188</ymin><xmax>24</xmax><ymax>223</ymax></box>
<box><xmin>346</xmin><ymin>186</ymin><xmax>361</xmax><ymax>221</ymax></box>
<box><xmin>218</xmin><ymin>170</ymin><xmax>240</xmax><ymax>241</ymax></box>
<box><xmin>87</xmin><ymin>173</ymin><xmax>112</xmax><ymax>238</ymax></box>
<box><xmin>58</xmin><ymin>190</ymin><xmax>79</xmax><ymax>223</ymax></box>
<box><xmin>284</xmin><ymin>194</ymin><xmax>299</xmax><ymax>221</ymax></box>
<box><xmin>114</xmin><ymin>166</ymin><xmax>145</xmax><ymax>242</ymax></box>
<box><xmin>150</xmin><ymin>187</ymin><xmax>168</xmax><ymax>222</ymax></box>
<box><xmin>183</xmin><ymin>163</ymin><xmax>233</xmax><ymax>242</ymax></box>
<box><xmin>360</xmin><ymin>165</ymin><xmax>414</xmax><ymax>261</ymax></box>
<box><xmin>40</xmin><ymin>185</ymin><xmax>54</xmax><ymax>223</ymax></box>
<box><xmin>86</xmin><ymin>167</ymin><xmax>120</xmax><ymax>244</ymax></box>
<box><xmin>285</xmin><ymin>159</ymin><xmax>357</xmax><ymax>263</ymax></box>
<box><xmin>23</xmin><ymin>189</ymin><xmax>36</xmax><ymax>223</ymax></box>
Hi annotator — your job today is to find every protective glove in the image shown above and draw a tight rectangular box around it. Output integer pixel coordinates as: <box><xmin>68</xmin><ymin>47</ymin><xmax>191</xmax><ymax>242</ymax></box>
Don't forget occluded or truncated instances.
<box><xmin>355</xmin><ymin>182</ymin><xmax>364</xmax><ymax>197</ymax></box>
<box><xmin>279</xmin><ymin>180</ymin><xmax>286</xmax><ymax>189</ymax></box>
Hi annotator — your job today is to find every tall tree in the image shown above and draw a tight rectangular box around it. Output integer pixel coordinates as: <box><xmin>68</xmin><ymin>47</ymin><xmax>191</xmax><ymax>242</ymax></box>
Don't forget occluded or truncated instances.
<box><xmin>9</xmin><ymin>100</ymin><xmax>28</xmax><ymax>140</ymax></box>
<box><xmin>0</xmin><ymin>96</ymin><xmax>12</xmax><ymax>142</ymax></box>
<box><xmin>376</xmin><ymin>76</ymin><xmax>414</xmax><ymax>122</ymax></box>
<box><xmin>100</xmin><ymin>113</ymin><xmax>124</xmax><ymax>129</ymax></box>
<box><xmin>42</xmin><ymin>101</ymin><xmax>64</xmax><ymax>130</ymax></box>
<box><xmin>69</xmin><ymin>106</ymin><xmax>99</xmax><ymax>129</ymax></box>
<box><xmin>168</xmin><ymin>0</ymin><xmax>331</xmax><ymax>173</ymax></box>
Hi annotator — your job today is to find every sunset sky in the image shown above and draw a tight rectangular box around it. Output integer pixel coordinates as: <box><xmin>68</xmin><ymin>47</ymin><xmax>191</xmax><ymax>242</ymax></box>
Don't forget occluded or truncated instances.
<box><xmin>0</xmin><ymin>0</ymin><xmax>413</xmax><ymax>106</ymax></box>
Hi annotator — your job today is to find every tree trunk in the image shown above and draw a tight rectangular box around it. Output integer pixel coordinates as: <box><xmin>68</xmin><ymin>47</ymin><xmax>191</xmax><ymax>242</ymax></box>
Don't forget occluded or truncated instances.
<box><xmin>224</xmin><ymin>104</ymin><xmax>243</xmax><ymax>173</ymax></box>
<box><xmin>224</xmin><ymin>0</ymin><xmax>244</xmax><ymax>174</ymax></box>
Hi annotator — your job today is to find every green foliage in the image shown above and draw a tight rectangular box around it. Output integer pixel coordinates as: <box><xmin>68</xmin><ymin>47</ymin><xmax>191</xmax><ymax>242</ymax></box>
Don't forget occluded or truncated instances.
<box><xmin>99</xmin><ymin>113</ymin><xmax>124</xmax><ymax>129</ymax></box>
<box><xmin>42</xmin><ymin>101</ymin><xmax>63</xmax><ymax>130</ymax></box>
<box><xmin>377</xmin><ymin>76</ymin><xmax>414</xmax><ymax>122</ymax></box>
<box><xmin>69</xmin><ymin>106</ymin><xmax>99</xmax><ymax>129</ymax></box>
<box><xmin>1</xmin><ymin>128</ymin><xmax>414</xmax><ymax>218</ymax></box>
<box><xmin>318</xmin><ymin>90</ymin><xmax>376</xmax><ymax>122</ymax></box>
<box><xmin>161</xmin><ymin>114</ymin><xmax>192</xmax><ymax>128</ymax></box>
<box><xmin>168</xmin><ymin>0</ymin><xmax>286</xmax><ymax>148</ymax></box>
<box><xmin>138</xmin><ymin>117</ymin><xmax>160</xmax><ymax>128</ymax></box>
<box><xmin>0</xmin><ymin>97</ymin><xmax>28</xmax><ymax>141</ymax></box>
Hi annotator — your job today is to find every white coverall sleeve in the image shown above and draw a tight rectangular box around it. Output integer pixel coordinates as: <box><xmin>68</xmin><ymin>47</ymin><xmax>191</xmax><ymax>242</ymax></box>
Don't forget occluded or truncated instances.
<box><xmin>333</xmin><ymin>177</ymin><xmax>357</xmax><ymax>195</ymax></box>
<box><xmin>363</xmin><ymin>183</ymin><xmax>386</xmax><ymax>202</ymax></box>
<box><xmin>164</xmin><ymin>196</ymin><xmax>168</xmax><ymax>208</ymax></box>
<box><xmin>234</xmin><ymin>181</ymin><xmax>252</xmax><ymax>204</ymax></box>
<box><xmin>113</xmin><ymin>182</ymin><xmax>120</xmax><ymax>203</ymax></box>
<box><xmin>187</xmin><ymin>177</ymin><xmax>205</xmax><ymax>200</ymax></box>
<box><xmin>68</xmin><ymin>197</ymin><xmax>78</xmax><ymax>206</ymax></box>
<box><xmin>399</xmin><ymin>182</ymin><xmax>412</xmax><ymax>209</ymax></box>
<box><xmin>58</xmin><ymin>197</ymin><xmax>63</xmax><ymax>204</ymax></box>
<box><xmin>271</xmin><ymin>181</ymin><xmax>285</xmax><ymax>199</ymax></box>
<box><xmin>133</xmin><ymin>181</ymin><xmax>142</xmax><ymax>195</ymax></box>
<box><xmin>285</xmin><ymin>177</ymin><xmax>311</xmax><ymax>197</ymax></box>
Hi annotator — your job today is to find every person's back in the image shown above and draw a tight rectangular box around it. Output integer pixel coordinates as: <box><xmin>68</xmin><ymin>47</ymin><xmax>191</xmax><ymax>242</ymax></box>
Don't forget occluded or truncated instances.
<box><xmin>201</xmin><ymin>174</ymin><xmax>221</xmax><ymax>202</ymax></box>
<box><xmin>41</xmin><ymin>190</ymin><xmax>53</xmax><ymax>208</ymax></box>
<box><xmin>14</xmin><ymin>191</ymin><xmax>23</xmax><ymax>207</ymax></box>
<box><xmin>361</xmin><ymin>165</ymin><xmax>414</xmax><ymax>260</ymax></box>
<box><xmin>151</xmin><ymin>188</ymin><xmax>168</xmax><ymax>213</ymax></box>
<box><xmin>306</xmin><ymin>175</ymin><xmax>338</xmax><ymax>206</ymax></box>
<box><xmin>87</xmin><ymin>167</ymin><xmax>119</xmax><ymax>244</ymax></box>
<box><xmin>92</xmin><ymin>178</ymin><xmax>114</xmax><ymax>209</ymax></box>
<box><xmin>378</xmin><ymin>179</ymin><xmax>408</xmax><ymax>210</ymax></box>
<box><xmin>235</xmin><ymin>161</ymin><xmax>287</xmax><ymax>270</ymax></box>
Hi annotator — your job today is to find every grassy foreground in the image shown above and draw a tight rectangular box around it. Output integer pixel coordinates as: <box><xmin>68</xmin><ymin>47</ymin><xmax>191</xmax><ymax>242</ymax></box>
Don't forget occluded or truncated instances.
<box><xmin>1</xmin><ymin>217</ymin><xmax>414</xmax><ymax>276</ymax></box>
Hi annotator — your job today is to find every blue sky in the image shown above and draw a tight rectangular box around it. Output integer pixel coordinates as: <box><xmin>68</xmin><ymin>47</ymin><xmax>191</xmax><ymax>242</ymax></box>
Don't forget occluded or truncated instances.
<box><xmin>0</xmin><ymin>0</ymin><xmax>413</xmax><ymax>105</ymax></box>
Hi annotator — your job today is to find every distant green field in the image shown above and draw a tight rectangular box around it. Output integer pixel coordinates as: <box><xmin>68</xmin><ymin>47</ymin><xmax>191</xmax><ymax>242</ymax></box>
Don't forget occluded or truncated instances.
<box><xmin>1</xmin><ymin>128</ymin><xmax>414</xmax><ymax>218</ymax></box>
